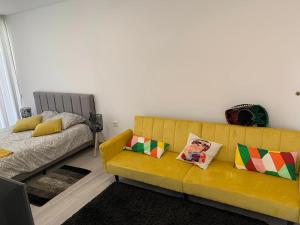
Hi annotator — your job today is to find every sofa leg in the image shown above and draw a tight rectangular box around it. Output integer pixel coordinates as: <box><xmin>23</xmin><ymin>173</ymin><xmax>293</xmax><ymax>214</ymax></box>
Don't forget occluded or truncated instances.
<box><xmin>42</xmin><ymin>169</ymin><xmax>47</xmax><ymax>175</ymax></box>
<box><xmin>183</xmin><ymin>193</ymin><xmax>188</xmax><ymax>200</ymax></box>
<box><xmin>114</xmin><ymin>175</ymin><xmax>119</xmax><ymax>182</ymax></box>
<box><xmin>286</xmin><ymin>221</ymin><xmax>293</xmax><ymax>225</ymax></box>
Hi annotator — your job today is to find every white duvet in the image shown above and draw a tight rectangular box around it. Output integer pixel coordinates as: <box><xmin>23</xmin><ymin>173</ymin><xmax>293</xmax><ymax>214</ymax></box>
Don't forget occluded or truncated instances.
<box><xmin>0</xmin><ymin>124</ymin><xmax>93</xmax><ymax>178</ymax></box>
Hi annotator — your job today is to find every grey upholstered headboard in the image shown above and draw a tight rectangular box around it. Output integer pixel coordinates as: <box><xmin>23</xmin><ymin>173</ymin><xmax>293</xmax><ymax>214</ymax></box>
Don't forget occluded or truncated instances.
<box><xmin>33</xmin><ymin>91</ymin><xmax>95</xmax><ymax>120</ymax></box>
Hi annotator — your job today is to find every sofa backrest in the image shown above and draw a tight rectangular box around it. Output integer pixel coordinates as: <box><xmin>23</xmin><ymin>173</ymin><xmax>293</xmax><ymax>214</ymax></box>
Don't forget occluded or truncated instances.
<box><xmin>134</xmin><ymin>116</ymin><xmax>300</xmax><ymax>169</ymax></box>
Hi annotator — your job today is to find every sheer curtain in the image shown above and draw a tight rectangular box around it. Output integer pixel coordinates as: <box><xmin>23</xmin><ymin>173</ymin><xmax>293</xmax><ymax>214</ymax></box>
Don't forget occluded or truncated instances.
<box><xmin>0</xmin><ymin>16</ymin><xmax>20</xmax><ymax>128</ymax></box>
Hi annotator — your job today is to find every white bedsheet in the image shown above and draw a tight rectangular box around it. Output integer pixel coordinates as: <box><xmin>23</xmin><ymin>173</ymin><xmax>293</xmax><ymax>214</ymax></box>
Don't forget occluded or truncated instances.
<box><xmin>0</xmin><ymin>124</ymin><xmax>93</xmax><ymax>178</ymax></box>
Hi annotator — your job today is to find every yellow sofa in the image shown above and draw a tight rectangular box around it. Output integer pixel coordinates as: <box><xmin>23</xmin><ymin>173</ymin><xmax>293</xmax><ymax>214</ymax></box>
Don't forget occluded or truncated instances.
<box><xmin>100</xmin><ymin>116</ymin><xmax>300</xmax><ymax>223</ymax></box>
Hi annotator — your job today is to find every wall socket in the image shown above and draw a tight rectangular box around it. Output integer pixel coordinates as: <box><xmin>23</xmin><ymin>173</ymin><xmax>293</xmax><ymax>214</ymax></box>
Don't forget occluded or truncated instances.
<box><xmin>112</xmin><ymin>121</ymin><xmax>119</xmax><ymax>127</ymax></box>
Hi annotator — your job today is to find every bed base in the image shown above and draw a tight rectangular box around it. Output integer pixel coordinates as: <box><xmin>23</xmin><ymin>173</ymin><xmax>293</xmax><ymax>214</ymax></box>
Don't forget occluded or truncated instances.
<box><xmin>13</xmin><ymin>141</ymin><xmax>94</xmax><ymax>182</ymax></box>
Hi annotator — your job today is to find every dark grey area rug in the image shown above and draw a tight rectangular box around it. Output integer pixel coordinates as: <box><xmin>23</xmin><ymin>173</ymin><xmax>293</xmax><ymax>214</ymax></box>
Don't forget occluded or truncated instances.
<box><xmin>26</xmin><ymin>165</ymin><xmax>91</xmax><ymax>206</ymax></box>
<box><xmin>63</xmin><ymin>182</ymin><xmax>268</xmax><ymax>225</ymax></box>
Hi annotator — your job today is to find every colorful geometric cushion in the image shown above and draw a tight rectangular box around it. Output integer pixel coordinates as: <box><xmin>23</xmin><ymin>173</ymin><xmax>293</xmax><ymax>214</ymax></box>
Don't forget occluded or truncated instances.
<box><xmin>124</xmin><ymin>135</ymin><xmax>169</xmax><ymax>158</ymax></box>
<box><xmin>176</xmin><ymin>133</ymin><xmax>222</xmax><ymax>169</ymax></box>
<box><xmin>235</xmin><ymin>143</ymin><xmax>298</xmax><ymax>180</ymax></box>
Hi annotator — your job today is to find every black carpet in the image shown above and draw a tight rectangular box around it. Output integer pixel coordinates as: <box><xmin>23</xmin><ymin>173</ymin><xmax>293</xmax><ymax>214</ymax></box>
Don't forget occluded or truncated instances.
<box><xmin>26</xmin><ymin>165</ymin><xmax>91</xmax><ymax>206</ymax></box>
<box><xmin>63</xmin><ymin>182</ymin><xmax>267</xmax><ymax>225</ymax></box>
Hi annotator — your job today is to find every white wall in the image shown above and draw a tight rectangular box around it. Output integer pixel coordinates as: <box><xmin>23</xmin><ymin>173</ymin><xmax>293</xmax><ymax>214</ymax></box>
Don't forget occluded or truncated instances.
<box><xmin>5</xmin><ymin>0</ymin><xmax>300</xmax><ymax>137</ymax></box>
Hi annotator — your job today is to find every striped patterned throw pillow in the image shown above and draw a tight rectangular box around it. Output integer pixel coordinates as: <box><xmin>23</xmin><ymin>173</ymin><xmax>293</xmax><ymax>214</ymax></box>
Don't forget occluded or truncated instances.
<box><xmin>235</xmin><ymin>143</ymin><xmax>297</xmax><ymax>180</ymax></box>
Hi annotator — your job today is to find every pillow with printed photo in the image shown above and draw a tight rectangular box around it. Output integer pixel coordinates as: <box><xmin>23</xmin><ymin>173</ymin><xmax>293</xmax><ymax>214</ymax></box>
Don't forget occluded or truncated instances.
<box><xmin>177</xmin><ymin>133</ymin><xmax>222</xmax><ymax>169</ymax></box>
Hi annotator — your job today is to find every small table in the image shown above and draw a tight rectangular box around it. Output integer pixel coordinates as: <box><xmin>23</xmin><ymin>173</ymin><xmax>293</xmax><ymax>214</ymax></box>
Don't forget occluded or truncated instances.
<box><xmin>94</xmin><ymin>132</ymin><xmax>104</xmax><ymax>157</ymax></box>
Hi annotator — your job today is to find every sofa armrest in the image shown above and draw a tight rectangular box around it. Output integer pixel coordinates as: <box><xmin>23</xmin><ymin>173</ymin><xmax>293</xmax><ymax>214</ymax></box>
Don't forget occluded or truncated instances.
<box><xmin>99</xmin><ymin>129</ymin><xmax>133</xmax><ymax>170</ymax></box>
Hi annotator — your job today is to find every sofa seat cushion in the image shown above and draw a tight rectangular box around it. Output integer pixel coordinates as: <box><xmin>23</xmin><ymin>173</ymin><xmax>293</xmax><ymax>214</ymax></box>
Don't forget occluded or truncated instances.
<box><xmin>183</xmin><ymin>161</ymin><xmax>299</xmax><ymax>222</ymax></box>
<box><xmin>106</xmin><ymin>151</ymin><xmax>193</xmax><ymax>192</ymax></box>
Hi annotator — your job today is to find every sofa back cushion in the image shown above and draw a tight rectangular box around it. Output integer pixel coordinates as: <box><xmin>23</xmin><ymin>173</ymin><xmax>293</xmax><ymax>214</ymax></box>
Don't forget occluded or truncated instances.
<box><xmin>133</xmin><ymin>116</ymin><xmax>300</xmax><ymax>171</ymax></box>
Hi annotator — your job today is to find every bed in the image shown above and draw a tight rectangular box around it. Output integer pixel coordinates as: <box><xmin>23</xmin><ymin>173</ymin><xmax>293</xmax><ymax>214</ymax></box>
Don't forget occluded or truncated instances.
<box><xmin>0</xmin><ymin>92</ymin><xmax>95</xmax><ymax>181</ymax></box>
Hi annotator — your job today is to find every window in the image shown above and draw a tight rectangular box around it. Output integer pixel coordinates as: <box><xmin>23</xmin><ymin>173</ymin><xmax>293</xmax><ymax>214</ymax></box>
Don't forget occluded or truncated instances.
<box><xmin>0</xmin><ymin>16</ymin><xmax>20</xmax><ymax>128</ymax></box>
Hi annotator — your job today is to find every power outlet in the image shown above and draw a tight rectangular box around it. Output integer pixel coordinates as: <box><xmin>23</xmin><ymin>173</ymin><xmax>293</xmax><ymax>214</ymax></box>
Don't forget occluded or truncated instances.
<box><xmin>112</xmin><ymin>121</ymin><xmax>119</xmax><ymax>127</ymax></box>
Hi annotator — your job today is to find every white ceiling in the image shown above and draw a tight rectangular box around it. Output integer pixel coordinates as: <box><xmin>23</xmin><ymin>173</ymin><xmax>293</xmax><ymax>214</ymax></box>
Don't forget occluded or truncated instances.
<box><xmin>0</xmin><ymin>0</ymin><xmax>67</xmax><ymax>15</ymax></box>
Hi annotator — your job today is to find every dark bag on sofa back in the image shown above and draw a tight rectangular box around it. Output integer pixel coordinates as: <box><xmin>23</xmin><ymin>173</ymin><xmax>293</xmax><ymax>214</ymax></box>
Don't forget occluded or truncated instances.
<box><xmin>225</xmin><ymin>104</ymin><xmax>268</xmax><ymax>127</ymax></box>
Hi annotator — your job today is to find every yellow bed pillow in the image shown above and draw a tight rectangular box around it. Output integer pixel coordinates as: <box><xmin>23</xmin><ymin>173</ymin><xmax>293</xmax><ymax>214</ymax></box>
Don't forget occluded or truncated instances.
<box><xmin>32</xmin><ymin>119</ymin><xmax>62</xmax><ymax>137</ymax></box>
<box><xmin>13</xmin><ymin>115</ymin><xmax>42</xmax><ymax>133</ymax></box>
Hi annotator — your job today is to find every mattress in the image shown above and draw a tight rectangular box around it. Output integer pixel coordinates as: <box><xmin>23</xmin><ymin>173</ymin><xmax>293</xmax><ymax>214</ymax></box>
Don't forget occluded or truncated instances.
<box><xmin>0</xmin><ymin>124</ymin><xmax>93</xmax><ymax>178</ymax></box>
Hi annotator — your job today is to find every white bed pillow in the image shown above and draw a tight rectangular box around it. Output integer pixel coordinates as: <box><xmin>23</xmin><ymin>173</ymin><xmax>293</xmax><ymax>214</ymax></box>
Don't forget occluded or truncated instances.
<box><xmin>40</xmin><ymin>111</ymin><xmax>58</xmax><ymax>121</ymax></box>
<box><xmin>176</xmin><ymin>133</ymin><xmax>222</xmax><ymax>169</ymax></box>
<box><xmin>47</xmin><ymin>112</ymin><xmax>86</xmax><ymax>129</ymax></box>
